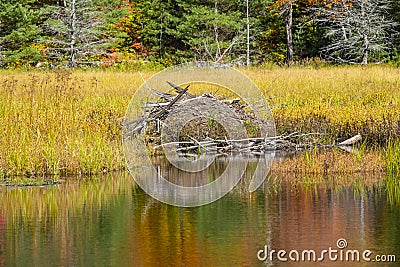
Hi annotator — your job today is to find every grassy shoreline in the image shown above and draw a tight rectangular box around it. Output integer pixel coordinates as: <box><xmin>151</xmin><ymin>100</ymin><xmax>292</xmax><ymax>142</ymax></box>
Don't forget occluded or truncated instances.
<box><xmin>0</xmin><ymin>66</ymin><xmax>399</xmax><ymax>177</ymax></box>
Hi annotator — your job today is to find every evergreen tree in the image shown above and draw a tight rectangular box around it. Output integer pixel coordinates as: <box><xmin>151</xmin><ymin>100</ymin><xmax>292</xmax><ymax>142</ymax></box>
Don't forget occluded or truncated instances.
<box><xmin>389</xmin><ymin>0</ymin><xmax>400</xmax><ymax>61</ymax></box>
<box><xmin>177</xmin><ymin>0</ymin><xmax>245</xmax><ymax>64</ymax></box>
<box><xmin>0</xmin><ymin>0</ymin><xmax>44</xmax><ymax>67</ymax></box>
<box><xmin>115</xmin><ymin>0</ymin><xmax>186</xmax><ymax>64</ymax></box>
<box><xmin>0</xmin><ymin>0</ymin><xmax>399</xmax><ymax>67</ymax></box>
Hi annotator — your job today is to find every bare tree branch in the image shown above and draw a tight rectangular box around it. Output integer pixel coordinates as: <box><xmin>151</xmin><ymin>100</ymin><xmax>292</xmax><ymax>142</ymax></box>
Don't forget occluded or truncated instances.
<box><xmin>314</xmin><ymin>0</ymin><xmax>398</xmax><ymax>64</ymax></box>
<box><xmin>42</xmin><ymin>0</ymin><xmax>109</xmax><ymax>68</ymax></box>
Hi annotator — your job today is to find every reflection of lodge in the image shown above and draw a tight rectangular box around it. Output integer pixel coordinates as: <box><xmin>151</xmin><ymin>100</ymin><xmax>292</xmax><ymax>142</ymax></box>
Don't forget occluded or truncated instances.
<box><xmin>151</xmin><ymin>154</ymin><xmax>275</xmax><ymax>187</ymax></box>
<box><xmin>140</xmin><ymin>154</ymin><xmax>274</xmax><ymax>206</ymax></box>
<box><xmin>153</xmin><ymin>156</ymin><xmax>229</xmax><ymax>187</ymax></box>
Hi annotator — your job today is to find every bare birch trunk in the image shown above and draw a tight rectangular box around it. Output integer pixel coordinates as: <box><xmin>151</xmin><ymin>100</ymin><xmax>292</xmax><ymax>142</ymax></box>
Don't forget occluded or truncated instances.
<box><xmin>69</xmin><ymin>0</ymin><xmax>77</xmax><ymax>68</ymax></box>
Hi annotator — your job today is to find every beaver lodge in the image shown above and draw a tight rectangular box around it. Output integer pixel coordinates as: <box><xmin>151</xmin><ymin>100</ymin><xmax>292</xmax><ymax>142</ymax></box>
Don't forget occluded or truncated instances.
<box><xmin>123</xmin><ymin>81</ymin><xmax>362</xmax><ymax>156</ymax></box>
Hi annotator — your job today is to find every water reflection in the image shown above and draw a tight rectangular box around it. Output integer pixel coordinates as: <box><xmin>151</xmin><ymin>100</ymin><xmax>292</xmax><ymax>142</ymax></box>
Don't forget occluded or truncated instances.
<box><xmin>131</xmin><ymin>152</ymin><xmax>274</xmax><ymax>206</ymax></box>
<box><xmin>0</xmin><ymin>212</ymin><xmax>4</xmax><ymax>266</ymax></box>
<box><xmin>0</xmin><ymin>167</ymin><xmax>399</xmax><ymax>266</ymax></box>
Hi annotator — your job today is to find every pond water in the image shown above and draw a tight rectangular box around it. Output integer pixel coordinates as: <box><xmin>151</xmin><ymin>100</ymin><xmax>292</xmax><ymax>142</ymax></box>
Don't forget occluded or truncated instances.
<box><xmin>1</xmin><ymin>157</ymin><xmax>399</xmax><ymax>266</ymax></box>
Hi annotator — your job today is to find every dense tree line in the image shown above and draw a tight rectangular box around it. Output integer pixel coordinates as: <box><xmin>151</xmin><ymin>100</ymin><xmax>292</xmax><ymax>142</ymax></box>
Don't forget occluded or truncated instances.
<box><xmin>0</xmin><ymin>0</ymin><xmax>398</xmax><ymax>68</ymax></box>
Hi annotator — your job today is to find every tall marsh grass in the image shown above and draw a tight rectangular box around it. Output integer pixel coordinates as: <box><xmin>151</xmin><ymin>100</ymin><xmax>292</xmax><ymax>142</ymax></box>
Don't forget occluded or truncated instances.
<box><xmin>384</xmin><ymin>139</ymin><xmax>400</xmax><ymax>205</ymax></box>
<box><xmin>0</xmin><ymin>65</ymin><xmax>399</xmax><ymax>176</ymax></box>
<box><xmin>0</xmin><ymin>70</ymin><xmax>145</xmax><ymax>176</ymax></box>
<box><xmin>246</xmin><ymin>66</ymin><xmax>400</xmax><ymax>144</ymax></box>
<box><xmin>385</xmin><ymin>139</ymin><xmax>400</xmax><ymax>177</ymax></box>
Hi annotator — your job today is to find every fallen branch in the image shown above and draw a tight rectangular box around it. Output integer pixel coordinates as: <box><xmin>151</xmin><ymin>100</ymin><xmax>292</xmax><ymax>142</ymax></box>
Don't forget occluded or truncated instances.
<box><xmin>338</xmin><ymin>134</ymin><xmax>362</xmax><ymax>146</ymax></box>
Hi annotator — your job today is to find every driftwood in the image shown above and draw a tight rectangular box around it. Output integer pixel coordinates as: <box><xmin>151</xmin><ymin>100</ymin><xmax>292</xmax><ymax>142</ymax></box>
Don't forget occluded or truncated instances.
<box><xmin>336</xmin><ymin>134</ymin><xmax>362</xmax><ymax>153</ymax></box>
<box><xmin>337</xmin><ymin>134</ymin><xmax>362</xmax><ymax>146</ymax></box>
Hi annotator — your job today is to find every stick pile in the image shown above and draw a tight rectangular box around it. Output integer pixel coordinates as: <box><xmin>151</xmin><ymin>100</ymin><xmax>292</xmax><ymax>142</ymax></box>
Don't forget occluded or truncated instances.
<box><xmin>123</xmin><ymin>81</ymin><xmax>362</xmax><ymax>155</ymax></box>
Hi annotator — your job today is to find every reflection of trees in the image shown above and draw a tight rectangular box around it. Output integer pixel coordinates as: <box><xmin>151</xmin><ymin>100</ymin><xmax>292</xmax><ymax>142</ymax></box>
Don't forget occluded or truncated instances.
<box><xmin>0</xmin><ymin>173</ymin><xmax>137</xmax><ymax>266</ymax></box>
<box><xmin>260</xmin><ymin>176</ymin><xmax>400</xmax><ymax>263</ymax></box>
<box><xmin>132</xmin><ymin>199</ymin><xmax>203</xmax><ymax>266</ymax></box>
<box><xmin>367</xmin><ymin>185</ymin><xmax>400</xmax><ymax>254</ymax></box>
<box><xmin>0</xmin><ymin>212</ymin><xmax>4</xmax><ymax>266</ymax></box>
<box><xmin>1</xmin><ymin>169</ymin><xmax>399</xmax><ymax>266</ymax></box>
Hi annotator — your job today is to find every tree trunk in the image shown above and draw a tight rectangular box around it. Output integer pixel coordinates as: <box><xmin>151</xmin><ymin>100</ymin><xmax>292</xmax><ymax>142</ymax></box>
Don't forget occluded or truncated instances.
<box><xmin>69</xmin><ymin>0</ymin><xmax>77</xmax><ymax>68</ymax></box>
<box><xmin>246</xmin><ymin>0</ymin><xmax>250</xmax><ymax>67</ymax></box>
<box><xmin>0</xmin><ymin>42</ymin><xmax>2</xmax><ymax>66</ymax></box>
<box><xmin>360</xmin><ymin>0</ymin><xmax>368</xmax><ymax>65</ymax></box>
<box><xmin>361</xmin><ymin>35</ymin><xmax>369</xmax><ymax>64</ymax></box>
<box><xmin>159</xmin><ymin>13</ymin><xmax>163</xmax><ymax>58</ymax></box>
<box><xmin>285</xmin><ymin>2</ymin><xmax>294</xmax><ymax>66</ymax></box>
<box><xmin>214</xmin><ymin>1</ymin><xmax>221</xmax><ymax>60</ymax></box>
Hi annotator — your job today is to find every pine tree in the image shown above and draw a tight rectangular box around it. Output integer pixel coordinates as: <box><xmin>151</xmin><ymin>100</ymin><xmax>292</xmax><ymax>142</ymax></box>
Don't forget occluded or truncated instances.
<box><xmin>177</xmin><ymin>0</ymin><xmax>244</xmax><ymax>64</ymax></box>
<box><xmin>0</xmin><ymin>0</ymin><xmax>44</xmax><ymax>67</ymax></box>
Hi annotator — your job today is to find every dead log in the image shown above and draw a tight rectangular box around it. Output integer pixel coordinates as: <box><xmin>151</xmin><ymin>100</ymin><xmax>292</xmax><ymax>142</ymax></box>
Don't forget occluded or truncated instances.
<box><xmin>337</xmin><ymin>134</ymin><xmax>362</xmax><ymax>146</ymax></box>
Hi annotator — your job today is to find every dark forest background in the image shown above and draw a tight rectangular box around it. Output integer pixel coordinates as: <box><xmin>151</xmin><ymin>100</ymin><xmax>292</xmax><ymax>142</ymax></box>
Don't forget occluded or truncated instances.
<box><xmin>1</xmin><ymin>0</ymin><xmax>399</xmax><ymax>68</ymax></box>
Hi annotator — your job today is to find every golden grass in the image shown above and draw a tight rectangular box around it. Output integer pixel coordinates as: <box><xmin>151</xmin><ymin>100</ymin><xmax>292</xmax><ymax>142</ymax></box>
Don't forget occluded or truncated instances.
<box><xmin>0</xmin><ymin>65</ymin><xmax>399</xmax><ymax>176</ymax></box>
<box><xmin>271</xmin><ymin>148</ymin><xmax>384</xmax><ymax>175</ymax></box>
<box><xmin>385</xmin><ymin>139</ymin><xmax>400</xmax><ymax>177</ymax></box>
<box><xmin>244</xmin><ymin>66</ymin><xmax>400</xmax><ymax>144</ymax></box>
<box><xmin>0</xmin><ymin>70</ymin><xmax>148</xmax><ymax>176</ymax></box>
